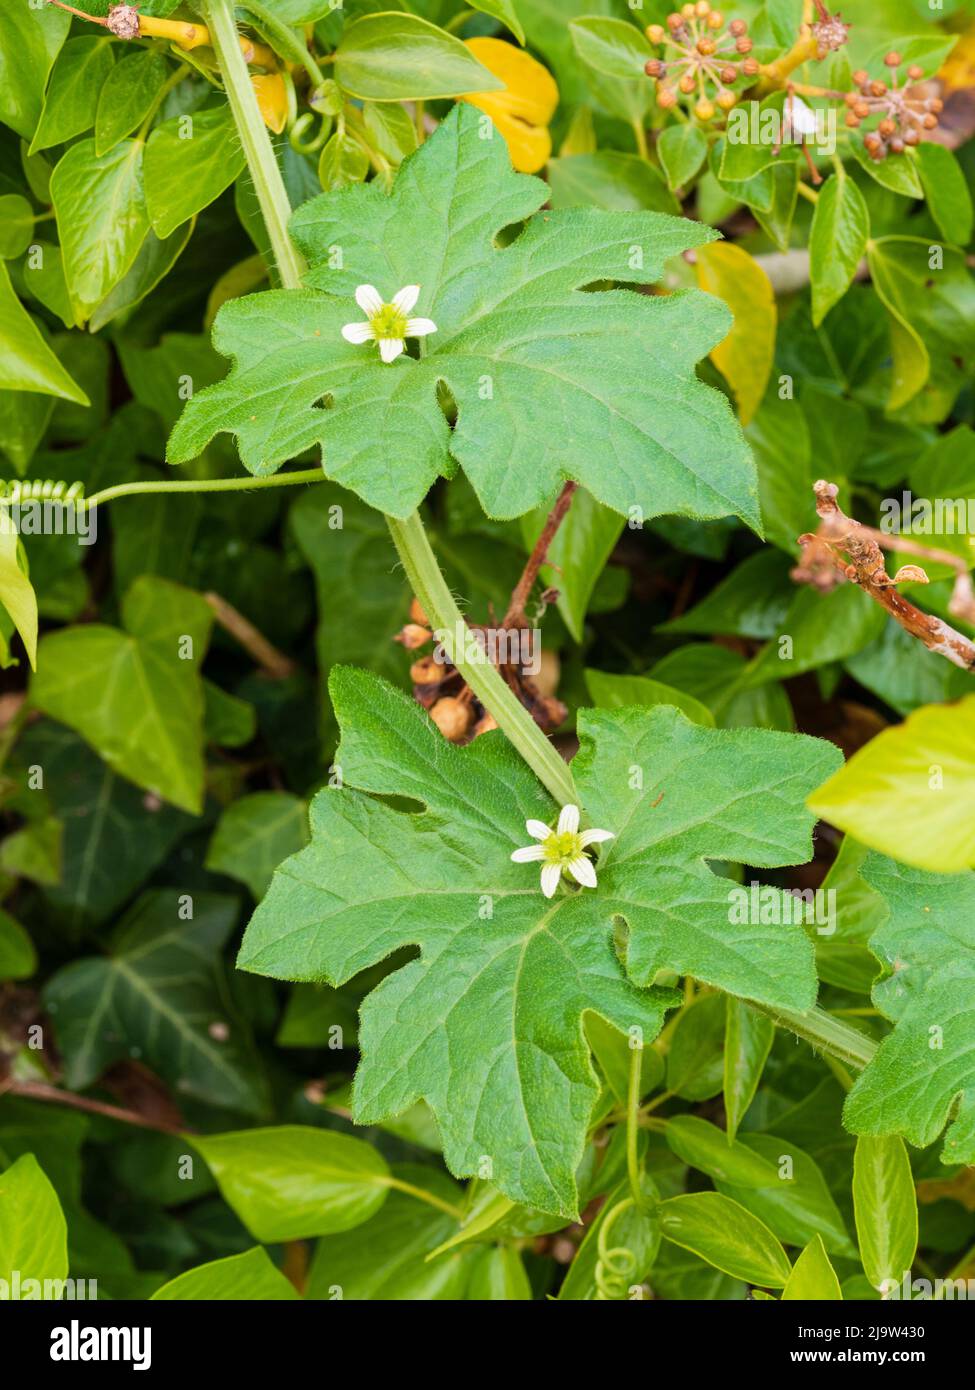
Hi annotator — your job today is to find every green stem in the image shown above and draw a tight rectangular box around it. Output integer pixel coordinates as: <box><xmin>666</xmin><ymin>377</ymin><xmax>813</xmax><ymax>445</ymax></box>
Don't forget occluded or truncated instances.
<box><xmin>626</xmin><ymin>1041</ymin><xmax>643</xmax><ymax>1207</ymax></box>
<box><xmin>379</xmin><ymin>1175</ymin><xmax>464</xmax><ymax>1221</ymax></box>
<box><xmin>79</xmin><ymin>468</ymin><xmax>326</xmax><ymax>510</ymax></box>
<box><xmin>204</xmin><ymin>0</ymin><xmax>306</xmax><ymax>288</ymax></box>
<box><xmin>748</xmin><ymin>1001</ymin><xmax>878</xmax><ymax>1070</ymax></box>
<box><xmin>238</xmin><ymin>0</ymin><xmax>327</xmax><ymax>87</ymax></box>
<box><xmin>386</xmin><ymin>512</ymin><xmax>577</xmax><ymax>807</ymax></box>
<box><xmin>632</xmin><ymin>117</ymin><xmax>650</xmax><ymax>161</ymax></box>
<box><xmin>203</xmin><ymin>0</ymin><xmax>578</xmax><ymax>810</ymax></box>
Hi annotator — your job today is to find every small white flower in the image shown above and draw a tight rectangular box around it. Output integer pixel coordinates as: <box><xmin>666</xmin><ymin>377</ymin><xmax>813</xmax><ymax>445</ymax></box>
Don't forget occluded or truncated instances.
<box><xmin>510</xmin><ymin>804</ymin><xmax>614</xmax><ymax>899</ymax></box>
<box><xmin>341</xmin><ymin>284</ymin><xmax>437</xmax><ymax>364</ymax></box>
<box><xmin>787</xmin><ymin>94</ymin><xmax>818</xmax><ymax>138</ymax></box>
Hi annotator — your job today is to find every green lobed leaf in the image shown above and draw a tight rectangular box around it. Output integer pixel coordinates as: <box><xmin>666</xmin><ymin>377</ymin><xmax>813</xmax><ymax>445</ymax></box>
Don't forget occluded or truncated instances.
<box><xmin>239</xmin><ymin>666</ymin><xmax>837</xmax><ymax>1214</ymax></box>
<box><xmin>844</xmin><ymin>855</ymin><xmax>975</xmax><ymax>1168</ymax></box>
<box><xmin>169</xmin><ymin>105</ymin><xmax>758</xmax><ymax>530</ymax></box>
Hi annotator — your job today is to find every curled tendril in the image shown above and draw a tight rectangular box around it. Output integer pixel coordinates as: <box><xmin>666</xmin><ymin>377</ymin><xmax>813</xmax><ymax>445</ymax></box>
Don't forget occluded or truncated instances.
<box><xmin>594</xmin><ymin>1198</ymin><xmax>640</xmax><ymax>1300</ymax></box>
<box><xmin>0</xmin><ymin>479</ymin><xmax>85</xmax><ymax>503</ymax></box>
<box><xmin>289</xmin><ymin>110</ymin><xmax>331</xmax><ymax>155</ymax></box>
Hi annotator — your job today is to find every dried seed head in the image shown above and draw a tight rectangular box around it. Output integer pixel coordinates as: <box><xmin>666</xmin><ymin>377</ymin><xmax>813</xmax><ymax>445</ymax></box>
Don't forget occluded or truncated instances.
<box><xmin>878</xmin><ymin>117</ymin><xmax>896</xmax><ymax>136</ymax></box>
<box><xmin>708</xmin><ymin>10</ymin><xmax>724</xmax><ymax>28</ymax></box>
<box><xmin>429</xmin><ymin>697</ymin><xmax>472</xmax><ymax>742</ymax></box>
<box><xmin>884</xmin><ymin>51</ymin><xmax>901</xmax><ymax>67</ymax></box>
<box><xmin>852</xmin><ymin>69</ymin><xmax>868</xmax><ymax>86</ymax></box>
<box><xmin>853</xmin><ymin>99</ymin><xmax>870</xmax><ymax>118</ymax></box>
<box><xmin>870</xmin><ymin>80</ymin><xmax>887</xmax><ymax>96</ymax></box>
<box><xmin>409</xmin><ymin>597</ymin><xmax>429</xmax><ymax>625</ymax></box>
<box><xmin>697</xmin><ymin>36</ymin><xmax>716</xmax><ymax>55</ymax></box>
<box><xmin>741</xmin><ymin>56</ymin><xmax>759</xmax><ymax>76</ymax></box>
<box><xmin>903</xmin><ymin>127</ymin><xmax>920</xmax><ymax>145</ymax></box>
<box><xmin>889</xmin><ymin>135</ymin><xmax>905</xmax><ymax>153</ymax></box>
<box><xmin>646</xmin><ymin>24</ymin><xmax>665</xmax><ymax>44</ymax></box>
<box><xmin>716</xmin><ymin>88</ymin><xmax>737</xmax><ymax>110</ymax></box>
<box><xmin>667</xmin><ymin>11</ymin><xmax>684</xmax><ymax>29</ymax></box>
<box><xmin>907</xmin><ymin>64</ymin><xmax>924</xmax><ymax>80</ymax></box>
<box><xmin>695</xmin><ymin>0</ymin><xmax>710</xmax><ymax>16</ymax></box>
<box><xmin>657</xmin><ymin>85</ymin><xmax>678</xmax><ymax>108</ymax></box>
<box><xmin>679</xmin><ymin>72</ymin><xmax>696</xmax><ymax>93</ymax></box>
<box><xmin>695</xmin><ymin>97</ymin><xmax>715</xmax><ymax>120</ymax></box>
<box><xmin>729</xmin><ymin>18</ymin><xmax>747</xmax><ymax>35</ymax></box>
<box><xmin>845</xmin><ymin>112</ymin><xmax>860</xmax><ymax>128</ymax></box>
<box><xmin>922</xmin><ymin>112</ymin><xmax>938</xmax><ymax>129</ymax></box>
<box><xmin>107</xmin><ymin>4</ymin><xmax>141</xmax><ymax>39</ymax></box>
<box><xmin>720</xmin><ymin>64</ymin><xmax>738</xmax><ymax>83</ymax></box>
<box><xmin>735</xmin><ymin>36</ymin><xmax>753</xmax><ymax>53</ymax></box>
<box><xmin>645</xmin><ymin>58</ymin><xmax>664</xmax><ymax>77</ymax></box>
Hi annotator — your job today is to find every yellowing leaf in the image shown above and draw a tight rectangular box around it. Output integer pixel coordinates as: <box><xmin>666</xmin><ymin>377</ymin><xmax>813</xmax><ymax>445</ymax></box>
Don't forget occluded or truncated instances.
<box><xmin>939</xmin><ymin>24</ymin><xmax>975</xmax><ymax>92</ymax></box>
<box><xmin>251</xmin><ymin>73</ymin><xmax>288</xmax><ymax>135</ymax></box>
<box><xmin>460</xmin><ymin>37</ymin><xmax>558</xmax><ymax>174</ymax></box>
<box><xmin>694</xmin><ymin>242</ymin><xmax>776</xmax><ymax>426</ymax></box>
<box><xmin>808</xmin><ymin>696</ymin><xmax>975</xmax><ymax>873</ymax></box>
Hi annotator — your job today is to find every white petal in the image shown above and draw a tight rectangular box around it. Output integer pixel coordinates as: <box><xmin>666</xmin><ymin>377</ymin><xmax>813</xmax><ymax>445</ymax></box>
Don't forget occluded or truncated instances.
<box><xmin>567</xmin><ymin>856</ymin><xmax>597</xmax><ymax>889</ymax></box>
<box><xmin>379</xmin><ymin>338</ymin><xmax>405</xmax><ymax>364</ymax></box>
<box><xmin>341</xmin><ymin>321</ymin><xmax>373</xmax><ymax>344</ymax></box>
<box><xmin>393</xmin><ymin>285</ymin><xmax>420</xmax><ymax>314</ymax></box>
<box><xmin>557</xmin><ymin>804</ymin><xmax>580</xmax><ymax>836</ymax></box>
<box><xmin>540</xmin><ymin>863</ymin><xmax>562</xmax><ymax>898</ymax></box>
<box><xmin>406</xmin><ymin>317</ymin><xmax>437</xmax><ymax>338</ymax></box>
<box><xmin>580</xmin><ymin>828</ymin><xmax>614</xmax><ymax>847</ymax></box>
<box><xmin>525</xmin><ymin>819</ymin><xmax>552</xmax><ymax>841</ymax></box>
<box><xmin>789</xmin><ymin>95</ymin><xmax>817</xmax><ymax>135</ymax></box>
<box><xmin>355</xmin><ymin>284</ymin><xmax>384</xmax><ymax>316</ymax></box>
<box><xmin>511</xmin><ymin>844</ymin><xmax>546</xmax><ymax>863</ymax></box>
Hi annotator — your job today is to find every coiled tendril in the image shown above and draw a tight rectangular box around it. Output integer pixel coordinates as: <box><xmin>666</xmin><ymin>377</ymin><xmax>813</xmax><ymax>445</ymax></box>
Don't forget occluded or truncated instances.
<box><xmin>0</xmin><ymin>479</ymin><xmax>86</xmax><ymax>503</ymax></box>
<box><xmin>594</xmin><ymin>1198</ymin><xmax>640</xmax><ymax>1300</ymax></box>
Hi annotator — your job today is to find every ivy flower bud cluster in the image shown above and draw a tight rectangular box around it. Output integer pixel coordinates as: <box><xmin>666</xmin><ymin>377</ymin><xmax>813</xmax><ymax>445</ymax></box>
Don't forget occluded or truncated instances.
<box><xmin>843</xmin><ymin>53</ymin><xmax>943</xmax><ymax>160</ymax></box>
<box><xmin>644</xmin><ymin>3</ymin><xmax>758</xmax><ymax>122</ymax></box>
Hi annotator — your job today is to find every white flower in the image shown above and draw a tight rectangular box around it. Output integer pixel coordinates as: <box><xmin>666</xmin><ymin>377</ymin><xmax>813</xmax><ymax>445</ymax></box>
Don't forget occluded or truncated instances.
<box><xmin>341</xmin><ymin>284</ymin><xmax>437</xmax><ymax>364</ymax></box>
<box><xmin>787</xmin><ymin>94</ymin><xmax>818</xmax><ymax>138</ymax></box>
<box><xmin>510</xmin><ymin>804</ymin><xmax>614</xmax><ymax>899</ymax></box>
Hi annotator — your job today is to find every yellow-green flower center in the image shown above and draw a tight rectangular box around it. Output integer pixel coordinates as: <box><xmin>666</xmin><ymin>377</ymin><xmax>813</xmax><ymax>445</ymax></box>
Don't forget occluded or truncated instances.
<box><xmin>370</xmin><ymin>304</ymin><xmax>409</xmax><ymax>340</ymax></box>
<box><xmin>542</xmin><ymin>830</ymin><xmax>584</xmax><ymax>865</ymax></box>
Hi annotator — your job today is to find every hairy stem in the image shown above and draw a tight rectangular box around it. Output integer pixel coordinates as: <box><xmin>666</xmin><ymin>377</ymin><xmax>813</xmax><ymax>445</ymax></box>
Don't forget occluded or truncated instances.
<box><xmin>75</xmin><ymin>469</ymin><xmax>326</xmax><ymax>509</ymax></box>
<box><xmin>207</xmin><ymin>8</ymin><xmax>578</xmax><ymax>807</ymax></box>
<box><xmin>748</xmin><ymin>1001</ymin><xmax>878</xmax><ymax>1069</ymax></box>
<box><xmin>204</xmin><ymin>0</ymin><xmax>306</xmax><ymax>287</ymax></box>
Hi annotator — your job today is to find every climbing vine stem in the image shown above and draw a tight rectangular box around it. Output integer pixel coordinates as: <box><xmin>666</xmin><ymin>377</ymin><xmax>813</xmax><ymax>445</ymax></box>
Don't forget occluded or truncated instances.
<box><xmin>197</xmin><ymin>0</ymin><xmax>879</xmax><ymax>1073</ymax></box>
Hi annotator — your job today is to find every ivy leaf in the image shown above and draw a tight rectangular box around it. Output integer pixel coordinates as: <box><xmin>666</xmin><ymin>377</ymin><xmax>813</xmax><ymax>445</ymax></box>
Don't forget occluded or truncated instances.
<box><xmin>43</xmin><ymin>890</ymin><xmax>267</xmax><ymax>1117</ymax></box>
<box><xmin>30</xmin><ymin>575</ymin><xmax>212</xmax><ymax>815</ymax></box>
<box><xmin>844</xmin><ymin>854</ymin><xmax>975</xmax><ymax>1167</ymax></box>
<box><xmin>238</xmin><ymin>668</ymin><xmax>838</xmax><ymax>1215</ymax></box>
<box><xmin>169</xmin><ymin>104</ymin><xmax>758</xmax><ymax>530</ymax></box>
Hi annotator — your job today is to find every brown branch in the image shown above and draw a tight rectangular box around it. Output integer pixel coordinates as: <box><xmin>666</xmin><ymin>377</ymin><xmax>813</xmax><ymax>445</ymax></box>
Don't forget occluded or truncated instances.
<box><xmin>2</xmin><ymin>1080</ymin><xmax>188</xmax><ymax>1136</ymax></box>
<box><xmin>793</xmin><ymin>480</ymin><xmax>975</xmax><ymax>671</ymax></box>
<box><xmin>503</xmin><ymin>481</ymin><xmax>578</xmax><ymax>629</ymax></box>
<box><xmin>204</xmin><ymin>592</ymin><xmax>296</xmax><ymax>679</ymax></box>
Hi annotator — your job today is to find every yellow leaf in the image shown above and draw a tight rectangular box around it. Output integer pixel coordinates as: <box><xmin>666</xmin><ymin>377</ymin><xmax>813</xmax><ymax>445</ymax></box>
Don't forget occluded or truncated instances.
<box><xmin>460</xmin><ymin>38</ymin><xmax>558</xmax><ymax>174</ymax></box>
<box><xmin>939</xmin><ymin>25</ymin><xmax>975</xmax><ymax>92</ymax></box>
<box><xmin>252</xmin><ymin>73</ymin><xmax>288</xmax><ymax>135</ymax></box>
<box><xmin>694</xmin><ymin>242</ymin><xmax>776</xmax><ymax>426</ymax></box>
